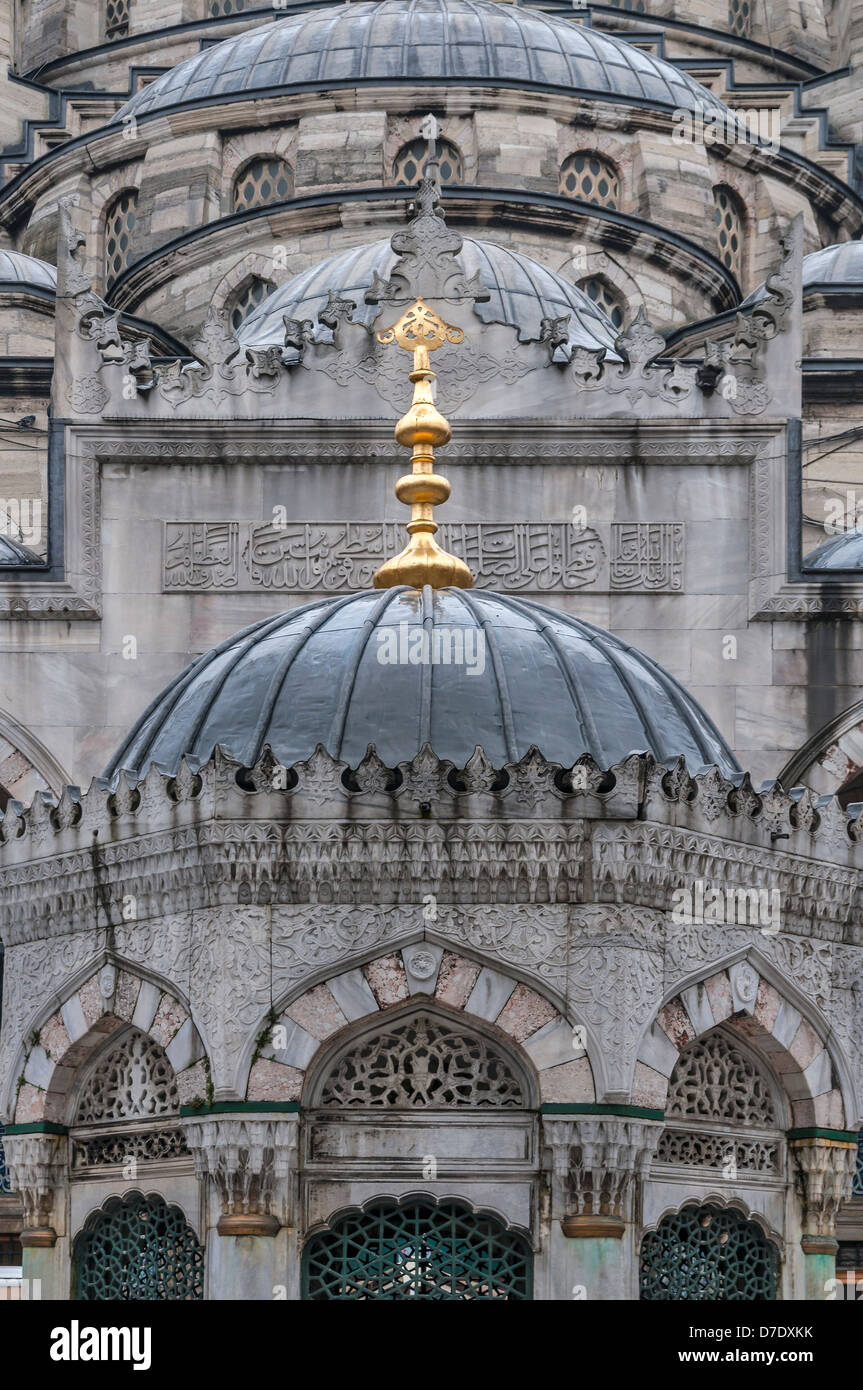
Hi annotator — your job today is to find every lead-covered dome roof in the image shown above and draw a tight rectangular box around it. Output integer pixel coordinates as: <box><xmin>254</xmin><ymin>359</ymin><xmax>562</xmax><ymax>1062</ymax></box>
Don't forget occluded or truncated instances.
<box><xmin>0</xmin><ymin>251</ymin><xmax>56</xmax><ymax>290</ymax></box>
<box><xmin>107</xmin><ymin>588</ymin><xmax>738</xmax><ymax>778</ymax></box>
<box><xmin>239</xmin><ymin>236</ymin><xmax>621</xmax><ymax>356</ymax></box>
<box><xmin>113</xmin><ymin>0</ymin><xmax>731</xmax><ymax>122</ymax></box>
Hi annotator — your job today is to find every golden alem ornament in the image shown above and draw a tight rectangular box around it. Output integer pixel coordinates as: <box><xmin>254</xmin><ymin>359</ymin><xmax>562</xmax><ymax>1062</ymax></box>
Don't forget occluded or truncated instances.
<box><xmin>372</xmin><ymin>298</ymin><xmax>474</xmax><ymax>591</ymax></box>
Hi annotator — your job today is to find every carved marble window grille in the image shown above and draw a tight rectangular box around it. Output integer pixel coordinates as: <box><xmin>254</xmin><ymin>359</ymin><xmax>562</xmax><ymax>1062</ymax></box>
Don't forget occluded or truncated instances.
<box><xmin>75</xmin><ymin>1031</ymin><xmax>179</xmax><ymax>1126</ymax></box>
<box><xmin>728</xmin><ymin>0</ymin><xmax>753</xmax><ymax>37</ymax></box>
<box><xmin>73</xmin><ymin>1128</ymin><xmax>189</xmax><ymax>1170</ymax></box>
<box><xmin>318</xmin><ymin>1013</ymin><xmax>525</xmax><ymax>1108</ymax></box>
<box><xmin>578</xmin><ymin>276</ymin><xmax>625</xmax><ymax>329</ymax></box>
<box><xmin>106</xmin><ymin>0</ymin><xmax>129</xmax><ymax>40</ymax></box>
<box><xmin>229</xmin><ymin>276</ymin><xmax>276</xmax><ymax>332</ymax></box>
<box><xmin>665</xmin><ymin>1034</ymin><xmax>777</xmax><ymax>1128</ymax></box>
<box><xmin>713</xmin><ymin>187</ymin><xmax>744</xmax><ymax>278</ymax></box>
<box><xmin>393</xmin><ymin>138</ymin><xmax>463</xmax><ymax>187</ymax></box>
<box><xmin>559</xmin><ymin>154</ymin><xmax>619</xmax><ymax>209</ymax></box>
<box><xmin>232</xmin><ymin>157</ymin><xmax>294</xmax><ymax>213</ymax></box>
<box><xmin>656</xmin><ymin>1130</ymin><xmax>779</xmax><ymax>1174</ymax></box>
<box><xmin>104</xmin><ymin>190</ymin><xmax>138</xmax><ymax>284</ymax></box>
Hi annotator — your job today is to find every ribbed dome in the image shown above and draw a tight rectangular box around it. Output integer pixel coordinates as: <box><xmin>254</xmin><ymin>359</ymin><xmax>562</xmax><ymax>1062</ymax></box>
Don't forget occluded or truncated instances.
<box><xmin>803</xmin><ymin>530</ymin><xmax>863</xmax><ymax>570</ymax></box>
<box><xmin>239</xmin><ymin>236</ymin><xmax>621</xmax><ymax>356</ymax></box>
<box><xmin>106</xmin><ymin>588</ymin><xmax>738</xmax><ymax>778</ymax></box>
<box><xmin>0</xmin><ymin>251</ymin><xmax>56</xmax><ymax>290</ymax></box>
<box><xmin>113</xmin><ymin>0</ymin><xmax>731</xmax><ymax>122</ymax></box>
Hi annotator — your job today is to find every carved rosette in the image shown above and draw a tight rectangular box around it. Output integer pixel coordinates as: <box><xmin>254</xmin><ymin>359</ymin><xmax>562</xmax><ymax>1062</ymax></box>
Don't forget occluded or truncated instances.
<box><xmin>545</xmin><ymin>1116</ymin><xmax>663</xmax><ymax>1236</ymax></box>
<box><xmin>790</xmin><ymin>1137</ymin><xmax>857</xmax><ymax>1242</ymax></box>
<box><xmin>3</xmin><ymin>1131</ymin><xmax>67</xmax><ymax>1244</ymax></box>
<box><xmin>182</xmin><ymin>1114</ymin><xmax>299</xmax><ymax>1235</ymax></box>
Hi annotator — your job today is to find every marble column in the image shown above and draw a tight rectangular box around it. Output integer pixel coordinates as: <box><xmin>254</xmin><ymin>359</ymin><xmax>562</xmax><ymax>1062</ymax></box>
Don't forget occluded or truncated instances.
<box><xmin>791</xmin><ymin>1136</ymin><xmax>857</xmax><ymax>1301</ymax></box>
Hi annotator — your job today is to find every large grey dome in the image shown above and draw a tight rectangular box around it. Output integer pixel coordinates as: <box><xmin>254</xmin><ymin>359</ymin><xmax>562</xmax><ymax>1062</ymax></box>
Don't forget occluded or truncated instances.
<box><xmin>113</xmin><ymin>0</ymin><xmax>732</xmax><ymax>122</ymax></box>
<box><xmin>107</xmin><ymin>588</ymin><xmax>738</xmax><ymax>778</ymax></box>
<box><xmin>239</xmin><ymin>236</ymin><xmax>621</xmax><ymax>356</ymax></box>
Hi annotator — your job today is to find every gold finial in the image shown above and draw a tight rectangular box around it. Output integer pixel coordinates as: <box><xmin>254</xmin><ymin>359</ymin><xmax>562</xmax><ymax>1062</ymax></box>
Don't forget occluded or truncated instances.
<box><xmin>372</xmin><ymin>298</ymin><xmax>473</xmax><ymax>591</ymax></box>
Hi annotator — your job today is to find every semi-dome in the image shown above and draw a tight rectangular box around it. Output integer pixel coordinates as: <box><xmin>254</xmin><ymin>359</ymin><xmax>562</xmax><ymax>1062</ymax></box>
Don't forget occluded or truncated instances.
<box><xmin>803</xmin><ymin>529</ymin><xmax>863</xmax><ymax>570</ymax></box>
<box><xmin>239</xmin><ymin>236</ymin><xmax>621</xmax><ymax>356</ymax></box>
<box><xmin>113</xmin><ymin>0</ymin><xmax>731</xmax><ymax>123</ymax></box>
<box><xmin>0</xmin><ymin>250</ymin><xmax>56</xmax><ymax>291</ymax></box>
<box><xmin>106</xmin><ymin>588</ymin><xmax>738</xmax><ymax>779</ymax></box>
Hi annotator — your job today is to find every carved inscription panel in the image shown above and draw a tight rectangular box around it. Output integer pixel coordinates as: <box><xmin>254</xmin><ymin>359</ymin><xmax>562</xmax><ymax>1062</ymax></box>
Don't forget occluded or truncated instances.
<box><xmin>163</xmin><ymin>520</ymin><xmax>684</xmax><ymax>594</ymax></box>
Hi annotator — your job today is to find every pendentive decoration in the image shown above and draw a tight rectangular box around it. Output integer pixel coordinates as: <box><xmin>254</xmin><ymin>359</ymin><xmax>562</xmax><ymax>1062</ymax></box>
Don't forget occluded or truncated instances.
<box><xmin>372</xmin><ymin>298</ymin><xmax>473</xmax><ymax>591</ymax></box>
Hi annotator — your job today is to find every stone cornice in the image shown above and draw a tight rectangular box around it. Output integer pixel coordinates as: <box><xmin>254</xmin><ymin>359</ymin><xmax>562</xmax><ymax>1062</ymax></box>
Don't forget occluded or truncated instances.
<box><xmin>0</xmin><ymin>748</ymin><xmax>859</xmax><ymax>944</ymax></box>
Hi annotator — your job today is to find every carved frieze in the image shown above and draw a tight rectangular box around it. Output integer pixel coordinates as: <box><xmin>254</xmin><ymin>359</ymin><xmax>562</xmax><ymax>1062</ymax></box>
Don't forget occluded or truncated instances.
<box><xmin>163</xmin><ymin>519</ymin><xmax>684</xmax><ymax>594</ymax></box>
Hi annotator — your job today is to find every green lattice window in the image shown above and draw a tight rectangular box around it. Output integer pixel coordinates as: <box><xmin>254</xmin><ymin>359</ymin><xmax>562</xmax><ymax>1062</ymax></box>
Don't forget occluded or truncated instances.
<box><xmin>393</xmin><ymin>137</ymin><xmax>463</xmax><ymax>187</ymax></box>
<box><xmin>104</xmin><ymin>190</ymin><xmax>138</xmax><ymax>284</ymax></box>
<box><xmin>232</xmin><ymin>157</ymin><xmax>293</xmax><ymax>213</ymax></box>
<box><xmin>854</xmin><ymin>1131</ymin><xmax>863</xmax><ymax>1195</ymax></box>
<box><xmin>560</xmin><ymin>154</ymin><xmax>619</xmax><ymax>209</ymax></box>
<box><xmin>640</xmin><ymin>1204</ymin><xmax>778</xmax><ymax>1301</ymax></box>
<box><xmin>303</xmin><ymin>1197</ymin><xmax>532</xmax><ymax>1300</ymax></box>
<box><xmin>75</xmin><ymin>1193</ymin><xmax>204</xmax><ymax>1301</ymax></box>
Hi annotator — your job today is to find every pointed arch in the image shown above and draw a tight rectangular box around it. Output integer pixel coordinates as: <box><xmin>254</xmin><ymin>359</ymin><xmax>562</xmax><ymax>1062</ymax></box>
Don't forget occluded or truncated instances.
<box><xmin>634</xmin><ymin>951</ymin><xmax>855</xmax><ymax>1129</ymax></box>
<box><xmin>0</xmin><ymin>707</ymin><xmax>70</xmax><ymax>809</ymax></box>
<box><xmin>240</xmin><ymin>946</ymin><xmax>596</xmax><ymax>1108</ymax></box>
<box><xmin>11</xmin><ymin>964</ymin><xmax>206</xmax><ymax>1125</ymax></box>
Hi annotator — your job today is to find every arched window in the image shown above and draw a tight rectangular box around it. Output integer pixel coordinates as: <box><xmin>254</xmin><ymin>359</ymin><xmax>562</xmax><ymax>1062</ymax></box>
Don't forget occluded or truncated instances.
<box><xmin>654</xmin><ymin>1031</ymin><xmax>781</xmax><ymax>1177</ymax></box>
<box><xmin>559</xmin><ymin>153</ymin><xmax>619</xmax><ymax>208</ymax></box>
<box><xmin>232</xmin><ymin>156</ymin><xmax>294</xmax><ymax>213</ymax></box>
<box><xmin>713</xmin><ymin>186</ymin><xmax>744</xmax><ymax>278</ymax></box>
<box><xmin>228</xmin><ymin>276</ymin><xmax>276</xmax><ymax>333</ymax></box>
<box><xmin>316</xmin><ymin>1010</ymin><xmax>527</xmax><ymax>1108</ymax></box>
<box><xmin>577</xmin><ymin>276</ymin><xmax>625</xmax><ymax>329</ymax></box>
<box><xmin>210</xmin><ymin>0</ymin><xmax>249</xmax><ymax>14</ymax></box>
<box><xmin>74</xmin><ymin>1193</ymin><xmax>203</xmax><ymax>1300</ymax></box>
<box><xmin>104</xmin><ymin>189</ymin><xmax>138</xmax><ymax>284</ymax></box>
<box><xmin>303</xmin><ymin>1195</ymin><xmax>532</xmax><ymax>1299</ymax></box>
<box><xmin>106</xmin><ymin>0</ymin><xmax>129</xmax><ymax>41</ymax></box>
<box><xmin>640</xmin><ymin>1204</ymin><xmax>778</xmax><ymax>1300</ymax></box>
<box><xmin>728</xmin><ymin>0</ymin><xmax>753</xmax><ymax>38</ymax></box>
<box><xmin>393</xmin><ymin>137</ymin><xmax>463</xmax><ymax>187</ymax></box>
<box><xmin>71</xmin><ymin>1028</ymin><xmax>187</xmax><ymax>1171</ymax></box>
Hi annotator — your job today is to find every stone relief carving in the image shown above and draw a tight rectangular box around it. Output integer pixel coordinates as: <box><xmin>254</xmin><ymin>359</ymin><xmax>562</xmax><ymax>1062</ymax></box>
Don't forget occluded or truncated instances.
<box><xmin>163</xmin><ymin>519</ymin><xmax>684</xmax><ymax>594</ymax></box>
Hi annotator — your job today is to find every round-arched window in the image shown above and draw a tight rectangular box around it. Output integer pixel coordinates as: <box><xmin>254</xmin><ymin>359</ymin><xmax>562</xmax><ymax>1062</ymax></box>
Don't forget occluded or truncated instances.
<box><xmin>640</xmin><ymin>1203</ymin><xmax>778</xmax><ymax>1300</ymax></box>
<box><xmin>232</xmin><ymin>157</ymin><xmax>294</xmax><ymax>213</ymax></box>
<box><xmin>393</xmin><ymin>137</ymin><xmax>463</xmax><ymax>187</ymax></box>
<box><xmin>713</xmin><ymin>186</ymin><xmax>744</xmax><ymax>278</ymax></box>
<box><xmin>104</xmin><ymin>190</ymin><xmax>138</xmax><ymax>284</ymax></box>
<box><xmin>303</xmin><ymin>1195</ymin><xmax>532</xmax><ymax>1299</ymax></box>
<box><xmin>106</xmin><ymin>0</ymin><xmax>129</xmax><ymax>41</ymax></box>
<box><xmin>75</xmin><ymin>1192</ymin><xmax>203</xmax><ymax>1301</ymax></box>
<box><xmin>728</xmin><ymin>0</ymin><xmax>752</xmax><ymax>38</ymax></box>
<box><xmin>228</xmin><ymin>276</ymin><xmax>276</xmax><ymax>332</ymax></box>
<box><xmin>578</xmin><ymin>276</ymin><xmax>625</xmax><ymax>329</ymax></box>
<box><xmin>559</xmin><ymin>153</ymin><xmax>619</xmax><ymax>208</ymax></box>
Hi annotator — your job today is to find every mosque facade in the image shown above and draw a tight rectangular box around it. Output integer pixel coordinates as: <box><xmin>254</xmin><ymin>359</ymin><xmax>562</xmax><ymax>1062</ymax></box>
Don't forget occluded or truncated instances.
<box><xmin>0</xmin><ymin>0</ymin><xmax>861</xmax><ymax>1302</ymax></box>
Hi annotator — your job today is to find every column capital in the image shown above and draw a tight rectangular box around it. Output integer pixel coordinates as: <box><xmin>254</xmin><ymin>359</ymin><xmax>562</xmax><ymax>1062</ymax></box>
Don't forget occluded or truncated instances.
<box><xmin>544</xmin><ymin>1114</ymin><xmax>663</xmax><ymax>1231</ymax></box>
<box><xmin>181</xmin><ymin>1112</ymin><xmax>300</xmax><ymax>1235</ymax></box>
<box><xmin>790</xmin><ymin>1136</ymin><xmax>857</xmax><ymax>1239</ymax></box>
<box><xmin>2</xmin><ymin>1131</ymin><xmax>66</xmax><ymax>1244</ymax></box>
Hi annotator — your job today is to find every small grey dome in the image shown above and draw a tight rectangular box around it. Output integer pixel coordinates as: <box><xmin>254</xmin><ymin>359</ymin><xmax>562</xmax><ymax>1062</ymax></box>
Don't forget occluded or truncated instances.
<box><xmin>0</xmin><ymin>534</ymin><xmax>42</xmax><ymax>565</ymax></box>
<box><xmin>803</xmin><ymin>530</ymin><xmax>863</xmax><ymax>570</ymax></box>
<box><xmin>239</xmin><ymin>236</ymin><xmax>621</xmax><ymax>356</ymax></box>
<box><xmin>741</xmin><ymin>240</ymin><xmax>863</xmax><ymax>308</ymax></box>
<box><xmin>0</xmin><ymin>251</ymin><xmax>56</xmax><ymax>291</ymax></box>
<box><xmin>113</xmin><ymin>0</ymin><xmax>732</xmax><ymax>122</ymax></box>
<box><xmin>106</xmin><ymin>587</ymin><xmax>738</xmax><ymax>778</ymax></box>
